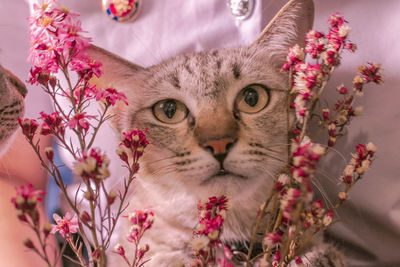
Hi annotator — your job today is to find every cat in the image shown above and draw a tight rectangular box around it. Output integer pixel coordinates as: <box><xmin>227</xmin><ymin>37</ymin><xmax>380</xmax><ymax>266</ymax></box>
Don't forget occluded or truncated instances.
<box><xmin>0</xmin><ymin>63</ymin><xmax>26</xmax><ymax>156</ymax></box>
<box><xmin>87</xmin><ymin>0</ymin><xmax>346</xmax><ymax>265</ymax></box>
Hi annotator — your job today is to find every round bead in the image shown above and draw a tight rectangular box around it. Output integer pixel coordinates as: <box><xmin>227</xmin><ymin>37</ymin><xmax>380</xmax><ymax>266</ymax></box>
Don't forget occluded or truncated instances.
<box><xmin>227</xmin><ymin>0</ymin><xmax>255</xmax><ymax>20</ymax></box>
<box><xmin>102</xmin><ymin>0</ymin><xmax>142</xmax><ymax>23</ymax></box>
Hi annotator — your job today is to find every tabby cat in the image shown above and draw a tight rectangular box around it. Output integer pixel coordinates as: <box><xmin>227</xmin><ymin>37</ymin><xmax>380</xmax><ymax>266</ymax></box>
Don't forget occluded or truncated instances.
<box><xmin>88</xmin><ymin>0</ymin><xmax>346</xmax><ymax>265</ymax></box>
<box><xmin>0</xmin><ymin>64</ymin><xmax>26</xmax><ymax>156</ymax></box>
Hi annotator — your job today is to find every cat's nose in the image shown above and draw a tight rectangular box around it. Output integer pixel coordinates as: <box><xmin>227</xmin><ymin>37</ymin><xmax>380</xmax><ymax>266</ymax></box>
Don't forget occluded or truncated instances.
<box><xmin>201</xmin><ymin>137</ymin><xmax>236</xmax><ymax>165</ymax></box>
<box><xmin>201</xmin><ymin>137</ymin><xmax>235</xmax><ymax>155</ymax></box>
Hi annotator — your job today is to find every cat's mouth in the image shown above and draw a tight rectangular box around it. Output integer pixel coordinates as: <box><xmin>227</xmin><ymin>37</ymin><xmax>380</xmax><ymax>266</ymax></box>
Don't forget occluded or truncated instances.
<box><xmin>201</xmin><ymin>168</ymin><xmax>247</xmax><ymax>185</ymax></box>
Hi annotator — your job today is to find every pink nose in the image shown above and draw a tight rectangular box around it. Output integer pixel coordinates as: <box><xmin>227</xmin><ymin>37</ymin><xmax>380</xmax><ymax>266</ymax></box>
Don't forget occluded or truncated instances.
<box><xmin>201</xmin><ymin>137</ymin><xmax>235</xmax><ymax>155</ymax></box>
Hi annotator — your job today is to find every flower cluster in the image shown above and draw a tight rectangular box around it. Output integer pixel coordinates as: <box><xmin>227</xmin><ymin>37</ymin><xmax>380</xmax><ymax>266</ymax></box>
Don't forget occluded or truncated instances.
<box><xmin>248</xmin><ymin>13</ymin><xmax>383</xmax><ymax>266</ymax></box>
<box><xmin>353</xmin><ymin>63</ymin><xmax>383</xmax><ymax>95</ymax></box>
<box><xmin>11</xmin><ymin>185</ymin><xmax>57</xmax><ymax>264</ymax></box>
<box><xmin>18</xmin><ymin>118</ymin><xmax>39</xmax><ymax>142</ymax></box>
<box><xmin>290</xmin><ymin>137</ymin><xmax>326</xmax><ymax>183</ymax></box>
<box><xmin>320</xmin><ymin>62</ymin><xmax>383</xmax><ymax>148</ymax></box>
<box><xmin>11</xmin><ymin>184</ymin><xmax>46</xmax><ymax>225</ymax></box>
<box><xmin>117</xmin><ymin>129</ymin><xmax>149</xmax><ymax>168</ymax></box>
<box><xmin>283</xmin><ymin>13</ymin><xmax>356</xmax><ymax>123</ymax></box>
<box><xmin>340</xmin><ymin>143</ymin><xmax>375</xmax><ymax>185</ymax></box>
<box><xmin>73</xmin><ymin>148</ymin><xmax>111</xmax><ymax>182</ymax></box>
<box><xmin>114</xmin><ymin>209</ymin><xmax>154</xmax><ymax>266</ymax></box>
<box><xmin>39</xmin><ymin>111</ymin><xmax>65</xmax><ymax>136</ymax></box>
<box><xmin>16</xmin><ymin>1</ymin><xmax>149</xmax><ymax>267</ymax></box>
<box><xmin>191</xmin><ymin>196</ymin><xmax>233</xmax><ymax>266</ymax></box>
<box><xmin>28</xmin><ymin>0</ymin><xmax>101</xmax><ymax>85</ymax></box>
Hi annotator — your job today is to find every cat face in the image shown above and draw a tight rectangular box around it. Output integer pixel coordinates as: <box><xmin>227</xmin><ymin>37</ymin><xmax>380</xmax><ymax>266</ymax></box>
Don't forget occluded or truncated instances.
<box><xmin>88</xmin><ymin>0</ymin><xmax>314</xmax><ymax>198</ymax></box>
<box><xmin>0</xmin><ymin>64</ymin><xmax>26</xmax><ymax>155</ymax></box>
<box><xmin>125</xmin><ymin>48</ymin><xmax>290</xmax><ymax>196</ymax></box>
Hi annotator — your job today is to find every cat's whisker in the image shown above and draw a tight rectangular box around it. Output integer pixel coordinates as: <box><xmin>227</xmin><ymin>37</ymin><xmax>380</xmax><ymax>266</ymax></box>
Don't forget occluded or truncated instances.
<box><xmin>147</xmin><ymin>155</ymin><xmax>179</xmax><ymax>164</ymax></box>
<box><xmin>311</xmin><ymin>179</ymin><xmax>335</xmax><ymax>210</ymax></box>
<box><xmin>315</xmin><ymin>168</ymin><xmax>340</xmax><ymax>185</ymax></box>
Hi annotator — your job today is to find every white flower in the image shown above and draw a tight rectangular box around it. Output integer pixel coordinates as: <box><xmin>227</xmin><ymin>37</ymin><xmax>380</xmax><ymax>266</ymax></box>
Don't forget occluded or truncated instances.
<box><xmin>207</xmin><ymin>230</ymin><xmax>219</xmax><ymax>240</ymax></box>
<box><xmin>338</xmin><ymin>25</ymin><xmax>351</xmax><ymax>38</ymax></box>
<box><xmin>366</xmin><ymin>142</ymin><xmax>376</xmax><ymax>152</ymax></box>
<box><xmin>277</xmin><ymin>174</ymin><xmax>290</xmax><ymax>185</ymax></box>
<box><xmin>323</xmin><ymin>214</ymin><xmax>333</xmax><ymax>227</ymax></box>
<box><xmin>343</xmin><ymin>164</ymin><xmax>355</xmax><ymax>176</ymax></box>
<box><xmin>357</xmin><ymin>160</ymin><xmax>371</xmax><ymax>174</ymax></box>
<box><xmin>191</xmin><ymin>236</ymin><xmax>210</xmax><ymax>251</ymax></box>
<box><xmin>312</xmin><ymin>144</ymin><xmax>326</xmax><ymax>156</ymax></box>
<box><xmin>354</xmin><ymin>106</ymin><xmax>363</xmax><ymax>116</ymax></box>
<box><xmin>338</xmin><ymin>192</ymin><xmax>347</xmax><ymax>201</ymax></box>
<box><xmin>293</xmin><ymin>156</ymin><xmax>302</xmax><ymax>167</ymax></box>
<box><xmin>83</xmin><ymin>157</ymin><xmax>97</xmax><ymax>173</ymax></box>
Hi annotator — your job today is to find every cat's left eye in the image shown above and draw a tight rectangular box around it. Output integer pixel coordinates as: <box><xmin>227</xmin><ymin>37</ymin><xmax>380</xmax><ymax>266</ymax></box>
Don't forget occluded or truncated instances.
<box><xmin>235</xmin><ymin>84</ymin><xmax>270</xmax><ymax>114</ymax></box>
<box><xmin>152</xmin><ymin>99</ymin><xmax>188</xmax><ymax>124</ymax></box>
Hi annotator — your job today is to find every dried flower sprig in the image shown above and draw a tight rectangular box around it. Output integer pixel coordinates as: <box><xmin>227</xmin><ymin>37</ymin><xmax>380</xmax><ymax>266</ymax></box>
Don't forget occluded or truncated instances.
<box><xmin>244</xmin><ymin>13</ymin><xmax>382</xmax><ymax>266</ymax></box>
<box><xmin>15</xmin><ymin>1</ymin><xmax>149</xmax><ymax>266</ymax></box>
<box><xmin>11</xmin><ymin>184</ymin><xmax>58</xmax><ymax>266</ymax></box>
<box><xmin>114</xmin><ymin>209</ymin><xmax>154</xmax><ymax>267</ymax></box>
<box><xmin>191</xmin><ymin>196</ymin><xmax>234</xmax><ymax>267</ymax></box>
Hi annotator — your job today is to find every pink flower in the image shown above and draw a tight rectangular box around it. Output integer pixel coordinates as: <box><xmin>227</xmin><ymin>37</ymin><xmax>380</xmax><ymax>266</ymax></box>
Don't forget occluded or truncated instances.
<box><xmin>91</xmin><ymin>87</ymin><xmax>128</xmax><ymax>106</ymax></box>
<box><xmin>71</xmin><ymin>58</ymin><xmax>102</xmax><ymax>80</ymax></box>
<box><xmin>51</xmin><ymin>212</ymin><xmax>79</xmax><ymax>238</ymax></box>
<box><xmin>67</xmin><ymin>112</ymin><xmax>96</xmax><ymax>130</ymax></box>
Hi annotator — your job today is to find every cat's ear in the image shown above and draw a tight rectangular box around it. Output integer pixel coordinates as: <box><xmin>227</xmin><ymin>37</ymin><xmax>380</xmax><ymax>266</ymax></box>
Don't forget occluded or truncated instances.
<box><xmin>87</xmin><ymin>45</ymin><xmax>147</xmax><ymax>131</ymax></box>
<box><xmin>250</xmin><ymin>0</ymin><xmax>314</xmax><ymax>68</ymax></box>
<box><xmin>87</xmin><ymin>45</ymin><xmax>146</xmax><ymax>89</ymax></box>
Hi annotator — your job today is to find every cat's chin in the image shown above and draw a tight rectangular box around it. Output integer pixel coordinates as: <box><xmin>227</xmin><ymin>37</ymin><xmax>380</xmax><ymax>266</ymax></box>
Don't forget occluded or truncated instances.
<box><xmin>200</xmin><ymin>169</ymin><xmax>247</xmax><ymax>186</ymax></box>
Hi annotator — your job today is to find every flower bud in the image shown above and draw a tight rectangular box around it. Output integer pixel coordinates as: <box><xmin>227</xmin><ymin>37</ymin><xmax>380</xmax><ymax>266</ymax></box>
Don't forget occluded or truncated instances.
<box><xmin>338</xmin><ymin>192</ymin><xmax>348</xmax><ymax>202</ymax></box>
<box><xmin>16</xmin><ymin>210</ymin><xmax>28</xmax><ymax>222</ymax></box>
<box><xmin>43</xmin><ymin>223</ymin><xmax>52</xmax><ymax>237</ymax></box>
<box><xmin>49</xmin><ymin>76</ymin><xmax>57</xmax><ymax>89</ymax></box>
<box><xmin>44</xmin><ymin>147</ymin><xmax>54</xmax><ymax>161</ymax></box>
<box><xmin>107</xmin><ymin>191</ymin><xmax>118</xmax><ymax>206</ymax></box>
<box><xmin>84</xmin><ymin>191</ymin><xmax>95</xmax><ymax>201</ymax></box>
<box><xmin>23</xmin><ymin>238</ymin><xmax>35</xmax><ymax>249</ymax></box>
<box><xmin>114</xmin><ymin>243</ymin><xmax>125</xmax><ymax>256</ymax></box>
<box><xmin>80</xmin><ymin>211</ymin><xmax>91</xmax><ymax>224</ymax></box>
<box><xmin>322</xmin><ymin>108</ymin><xmax>330</xmax><ymax>120</ymax></box>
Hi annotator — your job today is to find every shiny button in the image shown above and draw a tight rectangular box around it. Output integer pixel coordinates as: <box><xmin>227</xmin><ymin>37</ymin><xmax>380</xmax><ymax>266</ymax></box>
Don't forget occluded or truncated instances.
<box><xmin>227</xmin><ymin>0</ymin><xmax>255</xmax><ymax>20</ymax></box>
<box><xmin>102</xmin><ymin>0</ymin><xmax>141</xmax><ymax>23</ymax></box>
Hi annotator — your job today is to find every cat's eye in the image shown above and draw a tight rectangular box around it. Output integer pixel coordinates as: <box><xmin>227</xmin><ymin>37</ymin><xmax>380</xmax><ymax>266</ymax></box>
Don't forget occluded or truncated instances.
<box><xmin>152</xmin><ymin>99</ymin><xmax>188</xmax><ymax>124</ymax></box>
<box><xmin>235</xmin><ymin>84</ymin><xmax>270</xmax><ymax>114</ymax></box>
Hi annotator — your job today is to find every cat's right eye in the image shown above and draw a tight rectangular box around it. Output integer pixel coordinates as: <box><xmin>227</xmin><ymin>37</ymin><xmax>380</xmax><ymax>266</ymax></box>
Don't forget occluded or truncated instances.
<box><xmin>235</xmin><ymin>84</ymin><xmax>270</xmax><ymax>114</ymax></box>
<box><xmin>152</xmin><ymin>99</ymin><xmax>188</xmax><ymax>124</ymax></box>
